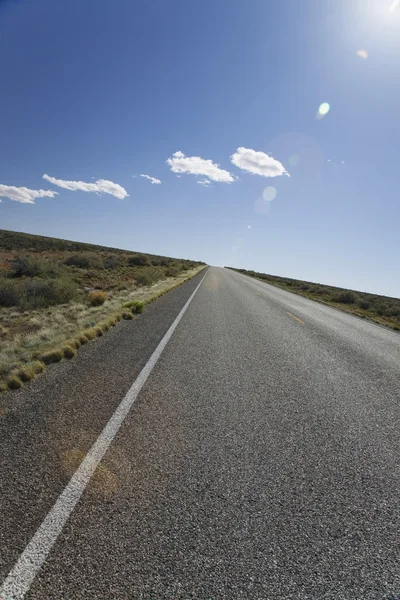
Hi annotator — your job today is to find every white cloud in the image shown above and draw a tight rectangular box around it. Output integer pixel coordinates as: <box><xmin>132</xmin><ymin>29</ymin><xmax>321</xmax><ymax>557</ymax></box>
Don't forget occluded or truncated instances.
<box><xmin>167</xmin><ymin>151</ymin><xmax>234</xmax><ymax>183</ymax></box>
<box><xmin>231</xmin><ymin>147</ymin><xmax>289</xmax><ymax>178</ymax></box>
<box><xmin>197</xmin><ymin>179</ymin><xmax>211</xmax><ymax>186</ymax></box>
<box><xmin>140</xmin><ymin>174</ymin><xmax>161</xmax><ymax>185</ymax></box>
<box><xmin>43</xmin><ymin>174</ymin><xmax>128</xmax><ymax>199</ymax></box>
<box><xmin>0</xmin><ymin>184</ymin><xmax>58</xmax><ymax>204</ymax></box>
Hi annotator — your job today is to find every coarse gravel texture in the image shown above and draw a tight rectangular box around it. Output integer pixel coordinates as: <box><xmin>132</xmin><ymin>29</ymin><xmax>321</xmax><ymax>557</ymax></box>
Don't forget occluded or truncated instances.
<box><xmin>1</xmin><ymin>266</ymin><xmax>400</xmax><ymax>599</ymax></box>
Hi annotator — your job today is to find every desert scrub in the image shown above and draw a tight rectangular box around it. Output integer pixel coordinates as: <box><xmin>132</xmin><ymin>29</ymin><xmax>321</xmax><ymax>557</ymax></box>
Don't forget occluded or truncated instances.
<box><xmin>128</xmin><ymin>254</ymin><xmax>151</xmax><ymax>266</ymax></box>
<box><xmin>226</xmin><ymin>267</ymin><xmax>400</xmax><ymax>332</ymax></box>
<box><xmin>0</xmin><ymin>277</ymin><xmax>77</xmax><ymax>309</ymax></box>
<box><xmin>65</xmin><ymin>252</ymin><xmax>104</xmax><ymax>269</ymax></box>
<box><xmin>88</xmin><ymin>290</ymin><xmax>108</xmax><ymax>306</ymax></box>
<box><xmin>123</xmin><ymin>300</ymin><xmax>145</xmax><ymax>314</ymax></box>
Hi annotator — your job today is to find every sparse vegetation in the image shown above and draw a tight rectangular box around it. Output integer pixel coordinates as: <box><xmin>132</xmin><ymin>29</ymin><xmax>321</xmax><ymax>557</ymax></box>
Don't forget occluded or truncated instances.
<box><xmin>0</xmin><ymin>229</ymin><xmax>205</xmax><ymax>394</ymax></box>
<box><xmin>226</xmin><ymin>267</ymin><xmax>400</xmax><ymax>332</ymax></box>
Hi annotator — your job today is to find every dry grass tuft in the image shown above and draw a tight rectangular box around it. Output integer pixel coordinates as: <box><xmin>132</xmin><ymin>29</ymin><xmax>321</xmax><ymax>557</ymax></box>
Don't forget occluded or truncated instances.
<box><xmin>62</xmin><ymin>345</ymin><xmax>76</xmax><ymax>359</ymax></box>
<box><xmin>40</xmin><ymin>348</ymin><xmax>64</xmax><ymax>364</ymax></box>
<box><xmin>88</xmin><ymin>291</ymin><xmax>108</xmax><ymax>306</ymax></box>
<box><xmin>7</xmin><ymin>375</ymin><xmax>23</xmax><ymax>390</ymax></box>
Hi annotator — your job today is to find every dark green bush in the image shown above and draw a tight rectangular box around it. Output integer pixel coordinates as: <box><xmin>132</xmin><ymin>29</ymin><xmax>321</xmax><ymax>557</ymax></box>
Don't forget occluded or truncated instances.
<box><xmin>22</xmin><ymin>278</ymin><xmax>77</xmax><ymax>309</ymax></box>
<box><xmin>11</xmin><ymin>256</ymin><xmax>62</xmax><ymax>278</ymax></box>
<box><xmin>104</xmin><ymin>254</ymin><xmax>125</xmax><ymax>269</ymax></box>
<box><xmin>134</xmin><ymin>267</ymin><xmax>161</xmax><ymax>286</ymax></box>
<box><xmin>128</xmin><ymin>254</ymin><xmax>151</xmax><ymax>267</ymax></box>
<box><xmin>358</xmin><ymin>300</ymin><xmax>371</xmax><ymax>310</ymax></box>
<box><xmin>0</xmin><ymin>279</ymin><xmax>21</xmax><ymax>306</ymax></box>
<box><xmin>333</xmin><ymin>291</ymin><xmax>356</xmax><ymax>304</ymax></box>
<box><xmin>65</xmin><ymin>252</ymin><xmax>104</xmax><ymax>269</ymax></box>
<box><xmin>165</xmin><ymin>263</ymin><xmax>182</xmax><ymax>277</ymax></box>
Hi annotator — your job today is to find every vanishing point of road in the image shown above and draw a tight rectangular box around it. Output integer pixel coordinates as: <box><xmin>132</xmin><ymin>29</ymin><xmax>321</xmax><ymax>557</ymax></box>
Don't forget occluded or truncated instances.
<box><xmin>1</xmin><ymin>267</ymin><xmax>399</xmax><ymax>599</ymax></box>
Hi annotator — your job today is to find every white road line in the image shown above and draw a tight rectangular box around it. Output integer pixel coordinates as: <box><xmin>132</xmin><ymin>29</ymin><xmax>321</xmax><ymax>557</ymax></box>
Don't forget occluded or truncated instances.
<box><xmin>0</xmin><ymin>269</ymin><xmax>208</xmax><ymax>600</ymax></box>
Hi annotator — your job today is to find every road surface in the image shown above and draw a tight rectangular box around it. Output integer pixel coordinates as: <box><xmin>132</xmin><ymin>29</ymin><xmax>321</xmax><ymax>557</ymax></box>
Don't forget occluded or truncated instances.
<box><xmin>1</xmin><ymin>266</ymin><xmax>399</xmax><ymax>599</ymax></box>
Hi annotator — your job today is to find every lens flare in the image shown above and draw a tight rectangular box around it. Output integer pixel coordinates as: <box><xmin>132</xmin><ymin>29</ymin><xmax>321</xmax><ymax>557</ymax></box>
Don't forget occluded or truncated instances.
<box><xmin>389</xmin><ymin>0</ymin><xmax>400</xmax><ymax>12</ymax></box>
<box><xmin>318</xmin><ymin>103</ymin><xmax>330</xmax><ymax>117</ymax></box>
<box><xmin>357</xmin><ymin>49</ymin><xmax>368</xmax><ymax>59</ymax></box>
<box><xmin>262</xmin><ymin>186</ymin><xmax>277</xmax><ymax>202</ymax></box>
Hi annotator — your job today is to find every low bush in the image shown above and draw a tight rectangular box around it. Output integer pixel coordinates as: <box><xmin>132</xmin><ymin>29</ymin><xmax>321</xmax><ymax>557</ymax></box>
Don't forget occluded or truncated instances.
<box><xmin>134</xmin><ymin>267</ymin><xmax>162</xmax><ymax>287</ymax></box>
<box><xmin>0</xmin><ymin>279</ymin><xmax>21</xmax><ymax>306</ymax></box>
<box><xmin>104</xmin><ymin>254</ymin><xmax>125</xmax><ymax>269</ymax></box>
<box><xmin>11</xmin><ymin>256</ymin><xmax>62</xmax><ymax>278</ymax></box>
<box><xmin>88</xmin><ymin>290</ymin><xmax>108</xmax><ymax>306</ymax></box>
<box><xmin>121</xmin><ymin>309</ymin><xmax>134</xmax><ymax>319</ymax></box>
<box><xmin>333</xmin><ymin>291</ymin><xmax>356</xmax><ymax>304</ymax></box>
<box><xmin>128</xmin><ymin>254</ymin><xmax>151</xmax><ymax>266</ymax></box>
<box><xmin>22</xmin><ymin>277</ymin><xmax>78</xmax><ymax>309</ymax></box>
<box><xmin>358</xmin><ymin>300</ymin><xmax>371</xmax><ymax>310</ymax></box>
<box><xmin>165</xmin><ymin>264</ymin><xmax>182</xmax><ymax>277</ymax></box>
<box><xmin>65</xmin><ymin>252</ymin><xmax>104</xmax><ymax>269</ymax></box>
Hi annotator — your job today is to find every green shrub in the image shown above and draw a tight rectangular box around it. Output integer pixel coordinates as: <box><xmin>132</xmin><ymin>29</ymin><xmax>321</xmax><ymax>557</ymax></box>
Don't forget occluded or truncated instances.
<box><xmin>11</xmin><ymin>255</ymin><xmax>63</xmax><ymax>278</ymax></box>
<box><xmin>128</xmin><ymin>254</ymin><xmax>151</xmax><ymax>266</ymax></box>
<box><xmin>134</xmin><ymin>268</ymin><xmax>162</xmax><ymax>287</ymax></box>
<box><xmin>165</xmin><ymin>264</ymin><xmax>182</xmax><ymax>277</ymax></box>
<box><xmin>104</xmin><ymin>254</ymin><xmax>125</xmax><ymax>269</ymax></box>
<box><xmin>65</xmin><ymin>252</ymin><xmax>104</xmax><ymax>269</ymax></box>
<box><xmin>358</xmin><ymin>300</ymin><xmax>371</xmax><ymax>310</ymax></box>
<box><xmin>121</xmin><ymin>309</ymin><xmax>134</xmax><ymax>319</ymax></box>
<box><xmin>22</xmin><ymin>277</ymin><xmax>78</xmax><ymax>309</ymax></box>
<box><xmin>88</xmin><ymin>290</ymin><xmax>108</xmax><ymax>306</ymax></box>
<box><xmin>0</xmin><ymin>278</ymin><xmax>21</xmax><ymax>306</ymax></box>
<box><xmin>40</xmin><ymin>348</ymin><xmax>64</xmax><ymax>364</ymax></box>
<box><xmin>333</xmin><ymin>291</ymin><xmax>356</xmax><ymax>304</ymax></box>
<box><xmin>7</xmin><ymin>375</ymin><xmax>23</xmax><ymax>390</ymax></box>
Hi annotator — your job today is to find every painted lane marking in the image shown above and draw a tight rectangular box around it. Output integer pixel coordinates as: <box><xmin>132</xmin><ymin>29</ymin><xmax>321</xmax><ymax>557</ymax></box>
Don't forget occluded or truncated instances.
<box><xmin>0</xmin><ymin>270</ymin><xmax>208</xmax><ymax>600</ymax></box>
<box><xmin>287</xmin><ymin>312</ymin><xmax>305</xmax><ymax>325</ymax></box>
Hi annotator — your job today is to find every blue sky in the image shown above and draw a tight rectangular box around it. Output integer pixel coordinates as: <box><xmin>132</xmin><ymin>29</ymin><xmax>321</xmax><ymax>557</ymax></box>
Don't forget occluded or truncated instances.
<box><xmin>0</xmin><ymin>0</ymin><xmax>399</xmax><ymax>296</ymax></box>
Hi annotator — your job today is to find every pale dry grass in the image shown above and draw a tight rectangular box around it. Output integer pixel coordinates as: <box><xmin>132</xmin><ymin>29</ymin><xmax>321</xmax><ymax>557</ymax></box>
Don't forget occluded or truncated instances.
<box><xmin>0</xmin><ymin>267</ymin><xmax>204</xmax><ymax>381</ymax></box>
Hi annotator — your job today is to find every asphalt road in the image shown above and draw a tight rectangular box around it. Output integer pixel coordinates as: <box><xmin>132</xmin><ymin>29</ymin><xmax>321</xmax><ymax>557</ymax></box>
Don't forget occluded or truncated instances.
<box><xmin>1</xmin><ymin>266</ymin><xmax>399</xmax><ymax>599</ymax></box>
